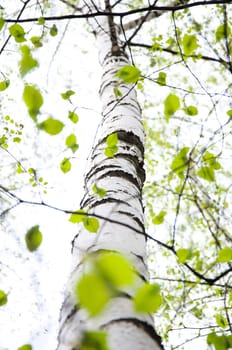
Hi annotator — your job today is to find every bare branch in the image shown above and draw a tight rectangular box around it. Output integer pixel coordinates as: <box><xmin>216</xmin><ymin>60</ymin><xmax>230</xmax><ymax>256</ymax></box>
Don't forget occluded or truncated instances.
<box><xmin>0</xmin><ymin>0</ymin><xmax>32</xmax><ymax>55</ymax></box>
<box><xmin>1</xmin><ymin>189</ymin><xmax>231</xmax><ymax>285</ymax></box>
<box><xmin>58</xmin><ymin>0</ymin><xmax>82</xmax><ymax>11</ymax></box>
<box><xmin>121</xmin><ymin>0</ymin><xmax>179</xmax><ymax>32</ymax></box>
<box><xmin>129</xmin><ymin>42</ymin><xmax>229</xmax><ymax>67</ymax></box>
<box><xmin>3</xmin><ymin>0</ymin><xmax>232</xmax><ymax>23</ymax></box>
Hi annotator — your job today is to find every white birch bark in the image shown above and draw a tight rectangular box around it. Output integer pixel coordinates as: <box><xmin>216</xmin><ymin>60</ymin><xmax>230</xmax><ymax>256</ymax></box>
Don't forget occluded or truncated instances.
<box><xmin>57</xmin><ymin>2</ymin><xmax>164</xmax><ymax>349</ymax></box>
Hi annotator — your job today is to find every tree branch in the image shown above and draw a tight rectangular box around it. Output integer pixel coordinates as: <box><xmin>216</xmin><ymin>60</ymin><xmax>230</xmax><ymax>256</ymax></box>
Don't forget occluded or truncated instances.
<box><xmin>1</xmin><ymin>188</ymin><xmax>231</xmax><ymax>285</ymax></box>
<box><xmin>121</xmin><ymin>0</ymin><xmax>179</xmax><ymax>32</ymax></box>
<box><xmin>0</xmin><ymin>0</ymin><xmax>32</xmax><ymax>55</ymax></box>
<box><xmin>58</xmin><ymin>0</ymin><xmax>82</xmax><ymax>11</ymax></box>
<box><xmin>128</xmin><ymin>42</ymin><xmax>229</xmax><ymax>66</ymax></box>
<box><xmin>3</xmin><ymin>0</ymin><xmax>232</xmax><ymax>23</ymax></box>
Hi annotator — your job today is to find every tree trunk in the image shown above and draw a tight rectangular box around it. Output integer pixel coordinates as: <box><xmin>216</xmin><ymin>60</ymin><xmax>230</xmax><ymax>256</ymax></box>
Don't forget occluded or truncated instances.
<box><xmin>57</xmin><ymin>3</ymin><xmax>163</xmax><ymax>350</ymax></box>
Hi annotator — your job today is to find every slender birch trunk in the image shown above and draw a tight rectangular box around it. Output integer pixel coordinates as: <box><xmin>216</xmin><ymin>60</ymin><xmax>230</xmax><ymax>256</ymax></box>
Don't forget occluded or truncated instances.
<box><xmin>57</xmin><ymin>2</ymin><xmax>163</xmax><ymax>349</ymax></box>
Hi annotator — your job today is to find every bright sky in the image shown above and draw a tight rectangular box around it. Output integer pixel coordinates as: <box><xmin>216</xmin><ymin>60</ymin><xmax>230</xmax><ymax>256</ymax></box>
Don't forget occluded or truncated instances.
<box><xmin>0</xmin><ymin>2</ymin><xmax>103</xmax><ymax>349</ymax></box>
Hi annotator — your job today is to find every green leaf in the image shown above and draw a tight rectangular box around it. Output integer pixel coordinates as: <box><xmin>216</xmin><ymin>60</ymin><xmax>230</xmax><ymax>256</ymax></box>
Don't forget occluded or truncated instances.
<box><xmin>217</xmin><ymin>247</ymin><xmax>232</xmax><ymax>263</ymax></box>
<box><xmin>17</xmin><ymin>345</ymin><xmax>32</xmax><ymax>350</ymax></box>
<box><xmin>38</xmin><ymin>118</ymin><xmax>64</xmax><ymax>135</ymax></box>
<box><xmin>203</xmin><ymin>152</ymin><xmax>221</xmax><ymax>170</ymax></box>
<box><xmin>50</xmin><ymin>24</ymin><xmax>58</xmax><ymax>36</ymax></box>
<box><xmin>0</xmin><ymin>134</ymin><xmax>7</xmax><ymax>147</ymax></box>
<box><xmin>61</xmin><ymin>90</ymin><xmax>75</xmax><ymax>100</ymax></box>
<box><xmin>73</xmin><ymin>212</ymin><xmax>100</xmax><ymax>231</ymax></box>
<box><xmin>92</xmin><ymin>184</ymin><xmax>106</xmax><ymax>198</ymax></box>
<box><xmin>106</xmin><ymin>133</ymin><xmax>118</xmax><ymax>146</ymax></box>
<box><xmin>0</xmin><ymin>290</ymin><xmax>7</xmax><ymax>306</ymax></box>
<box><xmin>68</xmin><ymin>111</ymin><xmax>79</xmax><ymax>123</ymax></box>
<box><xmin>105</xmin><ymin>133</ymin><xmax>118</xmax><ymax>158</ymax></box>
<box><xmin>171</xmin><ymin>147</ymin><xmax>190</xmax><ymax>179</ymax></box>
<box><xmin>25</xmin><ymin>225</ymin><xmax>42</xmax><ymax>252</ymax></box>
<box><xmin>76</xmin><ymin>273</ymin><xmax>111</xmax><ymax>316</ymax></box>
<box><xmin>60</xmin><ymin>157</ymin><xmax>71</xmax><ymax>173</ymax></box>
<box><xmin>185</xmin><ymin>105</ymin><xmax>198</xmax><ymax>116</ymax></box>
<box><xmin>19</xmin><ymin>45</ymin><xmax>38</xmax><ymax>77</ymax></box>
<box><xmin>207</xmin><ymin>332</ymin><xmax>232</xmax><ymax>350</ymax></box>
<box><xmin>226</xmin><ymin>110</ymin><xmax>232</xmax><ymax>118</ymax></box>
<box><xmin>215</xmin><ymin>25</ymin><xmax>231</xmax><ymax>42</ymax></box>
<box><xmin>0</xmin><ymin>18</ymin><xmax>5</xmax><ymax>31</ymax></box>
<box><xmin>215</xmin><ymin>314</ymin><xmax>227</xmax><ymax>329</ymax></box>
<box><xmin>116</xmin><ymin>65</ymin><xmax>141</xmax><ymax>84</ymax></box>
<box><xmin>164</xmin><ymin>93</ymin><xmax>180</xmax><ymax>121</ymax></box>
<box><xmin>13</xmin><ymin>137</ymin><xmax>21</xmax><ymax>143</ymax></box>
<box><xmin>83</xmin><ymin>217</ymin><xmax>99</xmax><ymax>233</ymax></box>
<box><xmin>134</xmin><ymin>283</ymin><xmax>163</xmax><ymax>313</ymax></box>
<box><xmin>105</xmin><ymin>145</ymin><xmax>118</xmax><ymax>158</ymax></box>
<box><xmin>190</xmin><ymin>305</ymin><xmax>203</xmax><ymax>319</ymax></box>
<box><xmin>96</xmin><ymin>252</ymin><xmax>134</xmax><ymax>287</ymax></box>
<box><xmin>38</xmin><ymin>17</ymin><xmax>45</xmax><ymax>25</ymax></box>
<box><xmin>69</xmin><ymin>210</ymin><xmax>86</xmax><ymax>223</ymax></box>
<box><xmin>65</xmin><ymin>133</ymin><xmax>79</xmax><ymax>153</ymax></box>
<box><xmin>114</xmin><ymin>86</ymin><xmax>122</xmax><ymax>97</ymax></box>
<box><xmin>177</xmin><ymin>248</ymin><xmax>191</xmax><ymax>263</ymax></box>
<box><xmin>1</xmin><ymin>143</ymin><xmax>8</xmax><ymax>149</ymax></box>
<box><xmin>0</xmin><ymin>79</ymin><xmax>10</xmax><ymax>91</ymax></box>
<box><xmin>9</xmin><ymin>24</ymin><xmax>26</xmax><ymax>43</ymax></box>
<box><xmin>30</xmin><ymin>36</ymin><xmax>43</xmax><ymax>48</ymax></box>
<box><xmin>16</xmin><ymin>162</ymin><xmax>23</xmax><ymax>174</ymax></box>
<box><xmin>23</xmin><ymin>85</ymin><xmax>43</xmax><ymax>121</ymax></box>
<box><xmin>183</xmin><ymin>34</ymin><xmax>198</xmax><ymax>55</ymax></box>
<box><xmin>197</xmin><ymin>166</ymin><xmax>215</xmax><ymax>182</ymax></box>
<box><xmin>28</xmin><ymin>167</ymin><xmax>35</xmax><ymax>175</ymax></box>
<box><xmin>81</xmin><ymin>331</ymin><xmax>109</xmax><ymax>350</ymax></box>
<box><xmin>157</xmin><ymin>72</ymin><xmax>166</xmax><ymax>86</ymax></box>
<box><xmin>152</xmin><ymin>211</ymin><xmax>166</xmax><ymax>225</ymax></box>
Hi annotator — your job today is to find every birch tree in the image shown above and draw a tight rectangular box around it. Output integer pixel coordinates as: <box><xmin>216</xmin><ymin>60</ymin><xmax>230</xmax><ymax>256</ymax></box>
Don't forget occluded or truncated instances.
<box><xmin>56</xmin><ymin>1</ymin><xmax>164</xmax><ymax>349</ymax></box>
<box><xmin>0</xmin><ymin>1</ymin><xmax>232</xmax><ymax>350</ymax></box>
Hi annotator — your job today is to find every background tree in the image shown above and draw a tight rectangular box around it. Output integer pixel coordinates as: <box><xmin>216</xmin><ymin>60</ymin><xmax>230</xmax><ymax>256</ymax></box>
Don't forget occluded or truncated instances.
<box><xmin>0</xmin><ymin>0</ymin><xmax>232</xmax><ymax>349</ymax></box>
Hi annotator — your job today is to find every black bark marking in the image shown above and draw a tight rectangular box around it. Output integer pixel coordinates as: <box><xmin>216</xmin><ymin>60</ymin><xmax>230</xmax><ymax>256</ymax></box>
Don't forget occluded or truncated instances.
<box><xmin>101</xmin><ymin>318</ymin><xmax>165</xmax><ymax>349</ymax></box>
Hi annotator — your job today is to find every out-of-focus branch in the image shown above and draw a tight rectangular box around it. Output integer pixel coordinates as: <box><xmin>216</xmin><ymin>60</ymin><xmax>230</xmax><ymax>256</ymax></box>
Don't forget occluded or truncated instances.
<box><xmin>58</xmin><ymin>0</ymin><xmax>82</xmax><ymax>11</ymax></box>
<box><xmin>121</xmin><ymin>0</ymin><xmax>180</xmax><ymax>32</ymax></box>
